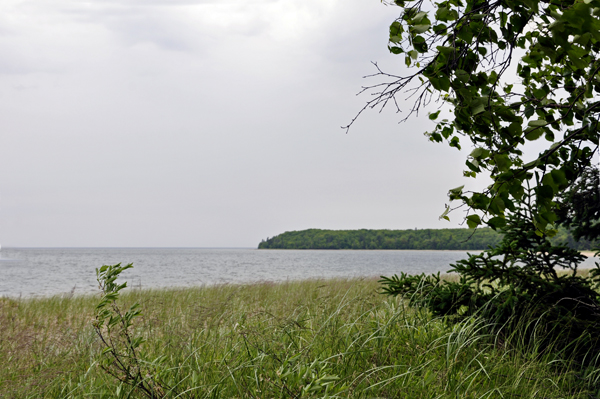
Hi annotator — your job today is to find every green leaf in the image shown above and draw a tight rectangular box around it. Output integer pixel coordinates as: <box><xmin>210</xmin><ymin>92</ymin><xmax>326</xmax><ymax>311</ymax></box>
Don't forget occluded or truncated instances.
<box><xmin>490</xmin><ymin>197</ymin><xmax>506</xmax><ymax>214</ymax></box>
<box><xmin>429</xmin><ymin>110</ymin><xmax>441</xmax><ymax>120</ymax></box>
<box><xmin>537</xmin><ymin>184</ymin><xmax>554</xmax><ymax>200</ymax></box>
<box><xmin>499</xmin><ymin>12</ymin><xmax>508</xmax><ymax>27</ymax></box>
<box><xmin>441</xmin><ymin>126</ymin><xmax>453</xmax><ymax>139</ymax></box>
<box><xmin>436</xmin><ymin>7</ymin><xmax>451</xmax><ymax>21</ymax></box>
<box><xmin>471</xmin><ymin>103</ymin><xmax>486</xmax><ymax>115</ymax></box>
<box><xmin>449</xmin><ymin>136</ymin><xmax>461</xmax><ymax>149</ymax></box>
<box><xmin>471</xmin><ymin>193</ymin><xmax>490</xmax><ymax>208</ymax></box>
<box><xmin>509</xmin><ymin>183</ymin><xmax>525</xmax><ymax>200</ymax></box>
<box><xmin>433</xmin><ymin>24</ymin><xmax>447</xmax><ymax>34</ymax></box>
<box><xmin>466</xmin><ymin>214</ymin><xmax>481</xmax><ymax>229</ymax></box>
<box><xmin>470</xmin><ymin>147</ymin><xmax>484</xmax><ymax>158</ymax></box>
<box><xmin>412</xmin><ymin>24</ymin><xmax>431</xmax><ymax>34</ymax></box>
<box><xmin>494</xmin><ymin>154</ymin><xmax>512</xmax><ymax>172</ymax></box>
<box><xmin>455</xmin><ymin>69</ymin><xmax>470</xmax><ymax>83</ymax></box>
<box><xmin>389</xmin><ymin>21</ymin><xmax>402</xmax><ymax>36</ymax></box>
<box><xmin>540</xmin><ymin>211</ymin><xmax>558</xmax><ymax>223</ymax></box>
<box><xmin>436</xmin><ymin>46</ymin><xmax>455</xmax><ymax>57</ymax></box>
<box><xmin>542</xmin><ymin>173</ymin><xmax>557</xmax><ymax>192</ymax></box>
<box><xmin>438</xmin><ymin>75</ymin><xmax>451</xmax><ymax>92</ymax></box>
<box><xmin>550</xmin><ymin>169</ymin><xmax>567</xmax><ymax>187</ymax></box>
<box><xmin>466</xmin><ymin>160</ymin><xmax>480</xmax><ymax>172</ymax></box>
<box><xmin>525</xmin><ymin>127</ymin><xmax>544</xmax><ymax>141</ymax></box>
<box><xmin>439</xmin><ymin>205</ymin><xmax>451</xmax><ymax>221</ymax></box>
<box><xmin>487</xmin><ymin>216</ymin><xmax>507</xmax><ymax>230</ymax></box>
<box><xmin>527</xmin><ymin>119</ymin><xmax>547</xmax><ymax>127</ymax></box>
<box><xmin>412</xmin><ymin>11</ymin><xmax>428</xmax><ymax>23</ymax></box>
<box><xmin>448</xmin><ymin>185</ymin><xmax>464</xmax><ymax>200</ymax></box>
<box><xmin>449</xmin><ymin>185</ymin><xmax>464</xmax><ymax>194</ymax></box>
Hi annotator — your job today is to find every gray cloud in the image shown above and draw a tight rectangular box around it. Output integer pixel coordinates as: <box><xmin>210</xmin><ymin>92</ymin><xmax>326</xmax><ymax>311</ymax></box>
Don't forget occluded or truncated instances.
<box><xmin>0</xmin><ymin>0</ymin><xmax>487</xmax><ymax>247</ymax></box>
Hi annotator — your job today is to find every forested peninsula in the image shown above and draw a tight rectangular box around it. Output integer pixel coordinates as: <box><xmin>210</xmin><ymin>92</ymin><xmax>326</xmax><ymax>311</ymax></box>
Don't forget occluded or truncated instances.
<box><xmin>258</xmin><ymin>228</ymin><xmax>597</xmax><ymax>250</ymax></box>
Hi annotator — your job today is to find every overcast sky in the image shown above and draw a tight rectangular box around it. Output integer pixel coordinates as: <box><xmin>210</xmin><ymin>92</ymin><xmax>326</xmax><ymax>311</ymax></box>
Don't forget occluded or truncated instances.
<box><xmin>0</xmin><ymin>0</ymin><xmax>492</xmax><ymax>247</ymax></box>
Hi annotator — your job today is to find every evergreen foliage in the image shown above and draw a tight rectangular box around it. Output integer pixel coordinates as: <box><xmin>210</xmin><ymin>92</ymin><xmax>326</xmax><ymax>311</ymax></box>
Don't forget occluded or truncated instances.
<box><xmin>556</xmin><ymin>166</ymin><xmax>600</xmax><ymax>243</ymax></box>
<box><xmin>381</xmin><ymin>191</ymin><xmax>600</xmax><ymax>358</ymax></box>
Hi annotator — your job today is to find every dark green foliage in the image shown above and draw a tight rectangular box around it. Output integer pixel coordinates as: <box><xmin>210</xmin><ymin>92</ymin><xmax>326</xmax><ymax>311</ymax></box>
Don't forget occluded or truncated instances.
<box><xmin>259</xmin><ymin>227</ymin><xmax>597</xmax><ymax>250</ymax></box>
<box><xmin>556</xmin><ymin>166</ymin><xmax>600</xmax><ymax>243</ymax></box>
<box><xmin>552</xmin><ymin>226</ymin><xmax>600</xmax><ymax>252</ymax></box>
<box><xmin>350</xmin><ymin>0</ymin><xmax>599</xmax><ymax>237</ymax></box>
<box><xmin>380</xmin><ymin>272</ymin><xmax>479</xmax><ymax>316</ymax></box>
<box><xmin>259</xmin><ymin>228</ymin><xmax>502</xmax><ymax>249</ymax></box>
<box><xmin>381</xmin><ymin>201</ymin><xmax>600</xmax><ymax>358</ymax></box>
<box><xmin>360</xmin><ymin>0</ymin><xmax>600</xmax><ymax>362</ymax></box>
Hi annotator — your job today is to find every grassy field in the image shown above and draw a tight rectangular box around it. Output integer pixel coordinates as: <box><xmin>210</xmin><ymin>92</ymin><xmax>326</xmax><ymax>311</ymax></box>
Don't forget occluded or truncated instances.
<box><xmin>1</xmin><ymin>277</ymin><xmax>599</xmax><ymax>398</ymax></box>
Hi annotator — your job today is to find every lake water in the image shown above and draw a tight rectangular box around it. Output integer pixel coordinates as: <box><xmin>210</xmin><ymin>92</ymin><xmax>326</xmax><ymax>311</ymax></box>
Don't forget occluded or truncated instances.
<box><xmin>0</xmin><ymin>248</ymin><xmax>598</xmax><ymax>298</ymax></box>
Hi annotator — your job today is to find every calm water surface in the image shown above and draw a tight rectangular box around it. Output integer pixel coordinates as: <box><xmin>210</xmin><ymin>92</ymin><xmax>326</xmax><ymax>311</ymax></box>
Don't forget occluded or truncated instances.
<box><xmin>0</xmin><ymin>248</ymin><xmax>597</xmax><ymax>298</ymax></box>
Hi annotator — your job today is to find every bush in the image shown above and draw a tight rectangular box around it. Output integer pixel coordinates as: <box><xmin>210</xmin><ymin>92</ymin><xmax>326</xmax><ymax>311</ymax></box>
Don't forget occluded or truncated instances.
<box><xmin>380</xmin><ymin>205</ymin><xmax>600</xmax><ymax>360</ymax></box>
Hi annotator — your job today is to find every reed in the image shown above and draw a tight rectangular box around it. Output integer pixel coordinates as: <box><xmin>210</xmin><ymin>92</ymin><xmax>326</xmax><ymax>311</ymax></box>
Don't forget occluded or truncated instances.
<box><xmin>1</xmin><ymin>277</ymin><xmax>598</xmax><ymax>398</ymax></box>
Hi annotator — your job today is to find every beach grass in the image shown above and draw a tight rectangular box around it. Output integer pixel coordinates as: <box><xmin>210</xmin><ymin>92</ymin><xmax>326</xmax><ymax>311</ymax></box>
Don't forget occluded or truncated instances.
<box><xmin>1</xmin><ymin>277</ymin><xmax>599</xmax><ymax>398</ymax></box>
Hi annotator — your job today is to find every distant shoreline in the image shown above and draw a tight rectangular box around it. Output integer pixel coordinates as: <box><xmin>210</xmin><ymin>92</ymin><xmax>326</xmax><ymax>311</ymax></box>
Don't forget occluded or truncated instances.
<box><xmin>259</xmin><ymin>228</ymin><xmax>598</xmax><ymax>251</ymax></box>
<box><xmin>259</xmin><ymin>228</ymin><xmax>503</xmax><ymax>250</ymax></box>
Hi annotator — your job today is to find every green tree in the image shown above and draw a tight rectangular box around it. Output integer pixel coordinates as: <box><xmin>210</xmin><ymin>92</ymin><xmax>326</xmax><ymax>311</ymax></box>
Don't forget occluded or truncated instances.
<box><xmin>360</xmin><ymin>0</ymin><xmax>600</xmax><ymax>357</ymax></box>
<box><xmin>348</xmin><ymin>0</ymin><xmax>599</xmax><ymax>235</ymax></box>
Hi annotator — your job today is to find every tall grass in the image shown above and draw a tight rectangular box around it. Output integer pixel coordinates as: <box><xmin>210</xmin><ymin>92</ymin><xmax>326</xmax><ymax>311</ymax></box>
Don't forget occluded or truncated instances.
<box><xmin>1</xmin><ymin>278</ymin><xmax>598</xmax><ymax>398</ymax></box>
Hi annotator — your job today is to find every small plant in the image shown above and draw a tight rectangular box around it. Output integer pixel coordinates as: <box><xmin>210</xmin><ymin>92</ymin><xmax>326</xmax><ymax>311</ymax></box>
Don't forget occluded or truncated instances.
<box><xmin>93</xmin><ymin>263</ymin><xmax>170</xmax><ymax>398</ymax></box>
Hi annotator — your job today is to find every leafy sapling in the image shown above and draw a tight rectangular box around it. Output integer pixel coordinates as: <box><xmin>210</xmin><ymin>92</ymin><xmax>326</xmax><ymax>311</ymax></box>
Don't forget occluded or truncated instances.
<box><xmin>93</xmin><ymin>263</ymin><xmax>169</xmax><ymax>398</ymax></box>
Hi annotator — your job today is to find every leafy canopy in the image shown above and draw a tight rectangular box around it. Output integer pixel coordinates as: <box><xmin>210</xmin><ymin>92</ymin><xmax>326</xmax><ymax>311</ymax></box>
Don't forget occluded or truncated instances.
<box><xmin>365</xmin><ymin>0</ymin><xmax>600</xmax><ymax>359</ymax></box>
<box><xmin>350</xmin><ymin>0</ymin><xmax>599</xmax><ymax>234</ymax></box>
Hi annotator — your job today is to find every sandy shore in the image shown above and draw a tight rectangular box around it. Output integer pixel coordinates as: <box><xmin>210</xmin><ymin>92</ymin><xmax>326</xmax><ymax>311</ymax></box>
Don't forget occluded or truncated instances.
<box><xmin>581</xmin><ymin>251</ymin><xmax>599</xmax><ymax>258</ymax></box>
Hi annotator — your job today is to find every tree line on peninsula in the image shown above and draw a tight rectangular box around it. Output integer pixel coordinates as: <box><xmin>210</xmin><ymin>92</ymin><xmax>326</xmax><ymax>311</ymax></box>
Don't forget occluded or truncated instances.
<box><xmin>258</xmin><ymin>228</ymin><xmax>597</xmax><ymax>251</ymax></box>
